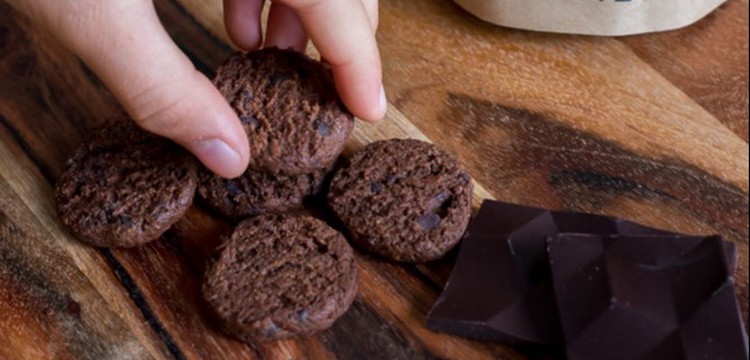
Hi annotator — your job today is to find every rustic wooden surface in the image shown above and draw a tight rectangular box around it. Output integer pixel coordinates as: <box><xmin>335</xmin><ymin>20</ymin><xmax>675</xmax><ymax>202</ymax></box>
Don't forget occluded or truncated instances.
<box><xmin>0</xmin><ymin>0</ymin><xmax>747</xmax><ymax>359</ymax></box>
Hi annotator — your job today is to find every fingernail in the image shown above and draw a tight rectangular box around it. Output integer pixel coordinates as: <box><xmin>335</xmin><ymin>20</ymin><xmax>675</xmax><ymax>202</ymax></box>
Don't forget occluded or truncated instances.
<box><xmin>192</xmin><ymin>138</ymin><xmax>243</xmax><ymax>178</ymax></box>
<box><xmin>379</xmin><ymin>85</ymin><xmax>388</xmax><ymax>117</ymax></box>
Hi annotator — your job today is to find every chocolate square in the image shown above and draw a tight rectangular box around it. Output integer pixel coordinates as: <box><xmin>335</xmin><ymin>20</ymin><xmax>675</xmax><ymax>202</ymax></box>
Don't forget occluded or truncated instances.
<box><xmin>426</xmin><ymin>200</ymin><xmax>739</xmax><ymax>349</ymax></box>
<box><xmin>548</xmin><ymin>234</ymin><xmax>748</xmax><ymax>360</ymax></box>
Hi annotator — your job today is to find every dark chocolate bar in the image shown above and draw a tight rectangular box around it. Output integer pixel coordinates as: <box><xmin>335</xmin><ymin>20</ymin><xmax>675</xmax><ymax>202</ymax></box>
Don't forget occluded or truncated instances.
<box><xmin>548</xmin><ymin>234</ymin><xmax>748</xmax><ymax>360</ymax></box>
<box><xmin>426</xmin><ymin>200</ymin><xmax>740</xmax><ymax>349</ymax></box>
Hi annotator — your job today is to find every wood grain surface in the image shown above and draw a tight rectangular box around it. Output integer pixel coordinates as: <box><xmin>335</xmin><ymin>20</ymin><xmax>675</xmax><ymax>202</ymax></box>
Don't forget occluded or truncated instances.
<box><xmin>1</xmin><ymin>0</ymin><xmax>747</xmax><ymax>359</ymax></box>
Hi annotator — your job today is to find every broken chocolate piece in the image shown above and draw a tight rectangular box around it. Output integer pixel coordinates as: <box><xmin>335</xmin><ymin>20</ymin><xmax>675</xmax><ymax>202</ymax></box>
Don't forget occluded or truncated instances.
<box><xmin>548</xmin><ymin>234</ymin><xmax>748</xmax><ymax>360</ymax></box>
<box><xmin>426</xmin><ymin>200</ymin><xmax>740</xmax><ymax>348</ymax></box>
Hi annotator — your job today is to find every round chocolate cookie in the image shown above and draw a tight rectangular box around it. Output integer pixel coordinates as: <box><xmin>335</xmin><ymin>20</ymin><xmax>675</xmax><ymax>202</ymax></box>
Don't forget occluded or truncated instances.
<box><xmin>203</xmin><ymin>213</ymin><xmax>358</xmax><ymax>341</ymax></box>
<box><xmin>214</xmin><ymin>48</ymin><xmax>354</xmax><ymax>176</ymax></box>
<box><xmin>55</xmin><ymin>120</ymin><xmax>198</xmax><ymax>248</ymax></box>
<box><xmin>197</xmin><ymin>167</ymin><xmax>327</xmax><ymax>219</ymax></box>
<box><xmin>327</xmin><ymin>139</ymin><xmax>473</xmax><ymax>262</ymax></box>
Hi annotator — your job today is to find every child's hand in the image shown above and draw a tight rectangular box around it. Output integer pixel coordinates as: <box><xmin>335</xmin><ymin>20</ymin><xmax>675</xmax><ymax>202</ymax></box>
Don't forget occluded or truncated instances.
<box><xmin>7</xmin><ymin>0</ymin><xmax>385</xmax><ymax>178</ymax></box>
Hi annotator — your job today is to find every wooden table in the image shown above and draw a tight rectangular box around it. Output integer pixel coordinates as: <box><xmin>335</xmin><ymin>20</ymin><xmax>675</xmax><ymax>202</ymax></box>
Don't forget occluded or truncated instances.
<box><xmin>1</xmin><ymin>0</ymin><xmax>747</xmax><ymax>359</ymax></box>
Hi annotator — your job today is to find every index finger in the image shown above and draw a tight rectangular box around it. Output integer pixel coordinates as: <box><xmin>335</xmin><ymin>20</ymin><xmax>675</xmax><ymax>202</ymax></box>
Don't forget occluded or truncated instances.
<box><xmin>281</xmin><ymin>0</ymin><xmax>386</xmax><ymax>121</ymax></box>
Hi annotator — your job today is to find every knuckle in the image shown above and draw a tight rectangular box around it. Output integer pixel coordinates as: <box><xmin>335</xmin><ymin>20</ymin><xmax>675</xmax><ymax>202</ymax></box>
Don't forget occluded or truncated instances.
<box><xmin>132</xmin><ymin>96</ymin><xmax>185</xmax><ymax>133</ymax></box>
<box><xmin>127</xmin><ymin>79</ymin><xmax>191</xmax><ymax>133</ymax></box>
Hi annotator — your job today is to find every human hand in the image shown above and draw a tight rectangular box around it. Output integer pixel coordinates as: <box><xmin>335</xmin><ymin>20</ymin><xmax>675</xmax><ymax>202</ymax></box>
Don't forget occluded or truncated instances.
<box><xmin>7</xmin><ymin>0</ymin><xmax>385</xmax><ymax>178</ymax></box>
<box><xmin>224</xmin><ymin>0</ymin><xmax>384</xmax><ymax>123</ymax></box>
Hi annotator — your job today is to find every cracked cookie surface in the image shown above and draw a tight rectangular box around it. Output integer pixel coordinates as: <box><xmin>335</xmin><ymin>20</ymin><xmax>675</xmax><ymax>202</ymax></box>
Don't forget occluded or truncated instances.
<box><xmin>202</xmin><ymin>213</ymin><xmax>358</xmax><ymax>341</ymax></box>
<box><xmin>213</xmin><ymin>48</ymin><xmax>354</xmax><ymax>176</ymax></box>
<box><xmin>327</xmin><ymin>139</ymin><xmax>473</xmax><ymax>262</ymax></box>
<box><xmin>55</xmin><ymin>120</ymin><xmax>197</xmax><ymax>248</ymax></box>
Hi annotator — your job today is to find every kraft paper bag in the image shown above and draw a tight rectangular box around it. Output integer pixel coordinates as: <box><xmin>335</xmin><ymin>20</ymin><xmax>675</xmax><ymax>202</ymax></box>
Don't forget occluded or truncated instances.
<box><xmin>454</xmin><ymin>0</ymin><xmax>727</xmax><ymax>36</ymax></box>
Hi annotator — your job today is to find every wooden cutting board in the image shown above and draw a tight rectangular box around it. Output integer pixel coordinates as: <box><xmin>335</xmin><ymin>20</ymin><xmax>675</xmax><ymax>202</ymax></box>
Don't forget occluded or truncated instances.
<box><xmin>1</xmin><ymin>0</ymin><xmax>747</xmax><ymax>359</ymax></box>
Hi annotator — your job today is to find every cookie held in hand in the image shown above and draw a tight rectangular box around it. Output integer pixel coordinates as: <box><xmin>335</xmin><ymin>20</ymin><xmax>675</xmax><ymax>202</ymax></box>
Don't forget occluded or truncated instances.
<box><xmin>214</xmin><ymin>48</ymin><xmax>354</xmax><ymax>176</ymax></box>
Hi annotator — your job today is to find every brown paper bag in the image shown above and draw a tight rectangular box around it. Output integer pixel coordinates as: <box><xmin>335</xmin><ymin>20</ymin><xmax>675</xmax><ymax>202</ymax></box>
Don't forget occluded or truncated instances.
<box><xmin>454</xmin><ymin>0</ymin><xmax>727</xmax><ymax>36</ymax></box>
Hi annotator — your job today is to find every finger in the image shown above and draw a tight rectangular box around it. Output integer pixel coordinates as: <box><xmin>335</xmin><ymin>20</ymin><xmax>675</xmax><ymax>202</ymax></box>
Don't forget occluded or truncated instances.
<box><xmin>265</xmin><ymin>2</ymin><xmax>308</xmax><ymax>52</ymax></box>
<box><xmin>64</xmin><ymin>2</ymin><xmax>250</xmax><ymax>178</ymax></box>
<box><xmin>281</xmin><ymin>0</ymin><xmax>386</xmax><ymax>122</ymax></box>
<box><xmin>129</xmin><ymin>71</ymin><xmax>250</xmax><ymax>179</ymax></box>
<box><xmin>223</xmin><ymin>0</ymin><xmax>265</xmax><ymax>50</ymax></box>
<box><xmin>362</xmin><ymin>0</ymin><xmax>379</xmax><ymax>31</ymax></box>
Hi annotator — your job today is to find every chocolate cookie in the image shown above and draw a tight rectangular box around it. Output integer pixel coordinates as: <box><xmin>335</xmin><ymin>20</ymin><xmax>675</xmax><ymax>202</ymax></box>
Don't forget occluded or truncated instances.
<box><xmin>327</xmin><ymin>139</ymin><xmax>473</xmax><ymax>262</ymax></box>
<box><xmin>197</xmin><ymin>167</ymin><xmax>327</xmax><ymax>219</ymax></box>
<box><xmin>55</xmin><ymin>120</ymin><xmax>197</xmax><ymax>248</ymax></box>
<box><xmin>214</xmin><ymin>48</ymin><xmax>354</xmax><ymax>176</ymax></box>
<box><xmin>203</xmin><ymin>213</ymin><xmax>358</xmax><ymax>341</ymax></box>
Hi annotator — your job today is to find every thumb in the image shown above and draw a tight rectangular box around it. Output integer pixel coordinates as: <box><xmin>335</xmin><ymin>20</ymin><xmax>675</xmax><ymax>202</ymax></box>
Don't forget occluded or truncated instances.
<box><xmin>125</xmin><ymin>69</ymin><xmax>251</xmax><ymax>179</ymax></box>
<box><xmin>54</xmin><ymin>1</ymin><xmax>250</xmax><ymax>178</ymax></box>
